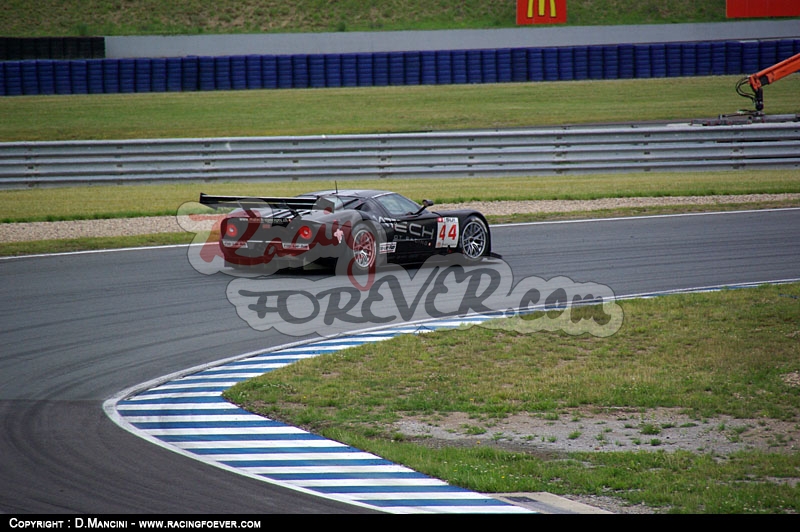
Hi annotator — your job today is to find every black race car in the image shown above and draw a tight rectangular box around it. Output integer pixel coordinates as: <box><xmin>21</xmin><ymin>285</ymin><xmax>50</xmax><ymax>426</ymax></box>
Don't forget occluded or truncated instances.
<box><xmin>199</xmin><ymin>189</ymin><xmax>494</xmax><ymax>274</ymax></box>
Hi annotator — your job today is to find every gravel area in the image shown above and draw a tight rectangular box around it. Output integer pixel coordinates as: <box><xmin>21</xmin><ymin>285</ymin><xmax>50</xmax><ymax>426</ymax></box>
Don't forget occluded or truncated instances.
<box><xmin>433</xmin><ymin>193</ymin><xmax>800</xmax><ymax>216</ymax></box>
<box><xmin>394</xmin><ymin>406</ymin><xmax>800</xmax><ymax>458</ymax></box>
<box><xmin>2</xmin><ymin>193</ymin><xmax>799</xmax><ymax>243</ymax></box>
<box><xmin>0</xmin><ymin>215</ymin><xmax>186</xmax><ymax>243</ymax></box>
<box><xmin>393</xmin><ymin>402</ymin><xmax>800</xmax><ymax>514</ymax></box>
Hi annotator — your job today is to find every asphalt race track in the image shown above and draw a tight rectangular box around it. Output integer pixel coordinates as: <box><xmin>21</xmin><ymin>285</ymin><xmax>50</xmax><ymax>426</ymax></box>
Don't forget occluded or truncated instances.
<box><xmin>1</xmin><ymin>208</ymin><xmax>799</xmax><ymax>513</ymax></box>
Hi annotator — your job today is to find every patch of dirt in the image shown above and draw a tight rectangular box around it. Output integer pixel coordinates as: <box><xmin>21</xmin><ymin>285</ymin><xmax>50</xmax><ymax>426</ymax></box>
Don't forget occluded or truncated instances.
<box><xmin>392</xmin><ymin>407</ymin><xmax>800</xmax><ymax>514</ymax></box>
<box><xmin>393</xmin><ymin>407</ymin><xmax>799</xmax><ymax>456</ymax></box>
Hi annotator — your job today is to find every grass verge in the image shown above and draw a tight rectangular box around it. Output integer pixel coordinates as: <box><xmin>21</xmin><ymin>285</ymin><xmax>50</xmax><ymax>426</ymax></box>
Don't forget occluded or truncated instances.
<box><xmin>2</xmin><ymin>76</ymin><xmax>799</xmax><ymax>141</ymax></box>
<box><xmin>0</xmin><ymin>232</ymin><xmax>194</xmax><ymax>257</ymax></box>
<box><xmin>223</xmin><ymin>283</ymin><xmax>800</xmax><ymax>513</ymax></box>
<box><xmin>2</xmin><ymin>170</ymin><xmax>800</xmax><ymax>223</ymax></box>
<box><xmin>0</xmin><ymin>0</ymin><xmax>735</xmax><ymax>37</ymax></box>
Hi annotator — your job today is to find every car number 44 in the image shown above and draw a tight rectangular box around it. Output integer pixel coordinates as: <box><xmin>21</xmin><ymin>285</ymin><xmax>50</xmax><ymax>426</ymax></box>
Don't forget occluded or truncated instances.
<box><xmin>436</xmin><ymin>217</ymin><xmax>459</xmax><ymax>248</ymax></box>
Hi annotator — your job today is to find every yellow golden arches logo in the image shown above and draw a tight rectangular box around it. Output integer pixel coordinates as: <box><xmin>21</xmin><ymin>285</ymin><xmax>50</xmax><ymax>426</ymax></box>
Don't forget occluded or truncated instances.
<box><xmin>517</xmin><ymin>0</ymin><xmax>566</xmax><ymax>25</ymax></box>
<box><xmin>528</xmin><ymin>0</ymin><xmax>557</xmax><ymax>18</ymax></box>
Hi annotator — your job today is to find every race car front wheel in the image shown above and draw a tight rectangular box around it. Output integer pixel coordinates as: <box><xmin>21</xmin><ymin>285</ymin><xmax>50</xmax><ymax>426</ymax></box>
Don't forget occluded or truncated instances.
<box><xmin>460</xmin><ymin>216</ymin><xmax>489</xmax><ymax>260</ymax></box>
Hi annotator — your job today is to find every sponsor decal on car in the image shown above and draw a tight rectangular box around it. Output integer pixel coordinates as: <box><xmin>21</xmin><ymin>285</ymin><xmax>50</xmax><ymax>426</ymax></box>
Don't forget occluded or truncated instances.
<box><xmin>379</xmin><ymin>242</ymin><xmax>397</xmax><ymax>254</ymax></box>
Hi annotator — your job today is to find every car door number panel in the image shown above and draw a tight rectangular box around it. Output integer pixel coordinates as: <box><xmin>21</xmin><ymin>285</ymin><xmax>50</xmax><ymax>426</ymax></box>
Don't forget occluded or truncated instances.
<box><xmin>436</xmin><ymin>217</ymin><xmax>459</xmax><ymax>248</ymax></box>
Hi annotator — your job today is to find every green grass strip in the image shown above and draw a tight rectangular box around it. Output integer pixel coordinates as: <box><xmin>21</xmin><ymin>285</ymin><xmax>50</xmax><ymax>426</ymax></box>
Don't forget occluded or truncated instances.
<box><xmin>225</xmin><ymin>283</ymin><xmax>800</xmax><ymax>513</ymax></box>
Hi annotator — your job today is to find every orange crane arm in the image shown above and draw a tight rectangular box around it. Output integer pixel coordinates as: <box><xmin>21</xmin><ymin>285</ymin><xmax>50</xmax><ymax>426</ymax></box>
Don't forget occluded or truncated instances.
<box><xmin>748</xmin><ymin>52</ymin><xmax>800</xmax><ymax>91</ymax></box>
<box><xmin>738</xmin><ymin>52</ymin><xmax>800</xmax><ymax>113</ymax></box>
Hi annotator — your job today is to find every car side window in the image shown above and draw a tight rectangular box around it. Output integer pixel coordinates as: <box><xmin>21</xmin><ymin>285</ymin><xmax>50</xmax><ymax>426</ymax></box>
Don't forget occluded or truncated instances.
<box><xmin>376</xmin><ymin>194</ymin><xmax>421</xmax><ymax>217</ymax></box>
<box><xmin>359</xmin><ymin>200</ymin><xmax>378</xmax><ymax>214</ymax></box>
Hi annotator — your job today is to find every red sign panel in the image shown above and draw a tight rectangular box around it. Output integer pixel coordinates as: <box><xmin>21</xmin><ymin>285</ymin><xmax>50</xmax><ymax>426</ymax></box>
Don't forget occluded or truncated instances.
<box><xmin>517</xmin><ymin>0</ymin><xmax>568</xmax><ymax>25</ymax></box>
<box><xmin>726</xmin><ymin>0</ymin><xmax>800</xmax><ymax>18</ymax></box>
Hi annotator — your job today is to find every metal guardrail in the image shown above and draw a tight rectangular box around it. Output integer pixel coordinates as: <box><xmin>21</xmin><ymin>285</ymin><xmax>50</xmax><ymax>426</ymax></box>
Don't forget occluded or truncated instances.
<box><xmin>1</xmin><ymin>119</ymin><xmax>799</xmax><ymax>188</ymax></box>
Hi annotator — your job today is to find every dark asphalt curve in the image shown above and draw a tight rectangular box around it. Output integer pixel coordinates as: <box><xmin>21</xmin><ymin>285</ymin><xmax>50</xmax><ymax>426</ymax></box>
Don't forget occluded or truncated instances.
<box><xmin>1</xmin><ymin>208</ymin><xmax>799</xmax><ymax>513</ymax></box>
<box><xmin>498</xmin><ymin>208</ymin><xmax>800</xmax><ymax>295</ymax></box>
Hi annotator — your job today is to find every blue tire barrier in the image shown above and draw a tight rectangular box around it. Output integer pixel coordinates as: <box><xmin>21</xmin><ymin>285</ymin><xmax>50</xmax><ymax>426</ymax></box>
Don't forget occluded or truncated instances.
<box><xmin>245</xmin><ymin>55</ymin><xmax>262</xmax><ymax>89</ymax></box>
<box><xmin>291</xmin><ymin>55</ymin><xmax>309</xmax><ymax>88</ymax></box>
<box><xmin>388</xmin><ymin>52</ymin><xmax>405</xmax><ymax>85</ymax></box>
<box><xmin>308</xmin><ymin>54</ymin><xmax>326</xmax><ymax>88</ymax></box>
<box><xmin>665</xmin><ymin>43</ymin><xmax>682</xmax><ymax>77</ymax></box>
<box><xmin>558</xmin><ymin>47</ymin><xmax>574</xmax><ymax>81</ymax></box>
<box><xmin>511</xmin><ymin>48</ymin><xmax>528</xmax><ymax>82</ymax></box>
<box><xmin>602</xmin><ymin>45</ymin><xmax>619</xmax><ymax>79</ymax></box>
<box><xmin>230</xmin><ymin>56</ymin><xmax>247</xmax><ymax>90</ymax></box>
<box><xmin>357</xmin><ymin>53</ymin><xmax>374</xmax><ymax>87</ymax></box>
<box><xmin>681</xmin><ymin>43</ymin><xmax>697</xmax><ymax>77</ymax></box>
<box><xmin>481</xmin><ymin>50</ymin><xmax>497</xmax><ymax>83</ymax></box>
<box><xmin>421</xmin><ymin>51</ymin><xmax>437</xmax><ymax>85</ymax></box>
<box><xmin>151</xmin><ymin>58</ymin><xmax>167</xmax><ymax>92</ymax></box>
<box><xmin>102</xmin><ymin>59</ymin><xmax>119</xmax><ymax>93</ymax></box>
<box><xmin>542</xmin><ymin>48</ymin><xmax>559</xmax><ymax>81</ymax></box>
<box><xmin>648</xmin><ymin>44</ymin><xmax>667</xmax><ymax>77</ymax></box>
<box><xmin>725</xmin><ymin>41</ymin><xmax>743</xmax><ymax>75</ymax></box>
<box><xmin>497</xmin><ymin>48</ymin><xmax>513</xmax><ymax>83</ymax></box>
<box><xmin>742</xmin><ymin>41</ymin><xmax>759</xmax><ymax>74</ymax></box>
<box><xmin>404</xmin><ymin>51</ymin><xmax>421</xmax><ymax>85</ymax></box>
<box><xmin>373</xmin><ymin>52</ymin><xmax>389</xmax><ymax>86</ymax></box>
<box><xmin>261</xmin><ymin>56</ymin><xmax>277</xmax><ymax>89</ymax></box>
<box><xmin>87</xmin><ymin>59</ymin><xmax>104</xmax><ymax>94</ymax></box>
<box><xmin>466</xmin><ymin>49</ymin><xmax>482</xmax><ymax>83</ymax></box>
<box><xmin>341</xmin><ymin>53</ymin><xmax>357</xmax><ymax>87</ymax></box>
<box><xmin>587</xmin><ymin>45</ymin><xmax>604</xmax><ymax>80</ymax></box>
<box><xmin>117</xmin><ymin>58</ymin><xmax>134</xmax><ymax>93</ymax></box>
<box><xmin>323</xmin><ymin>54</ymin><xmax>341</xmax><ymax>87</ymax></box>
<box><xmin>276</xmin><ymin>56</ymin><xmax>293</xmax><ymax>89</ymax></box>
<box><xmin>166</xmin><ymin>57</ymin><xmax>183</xmax><ymax>91</ymax></box>
<box><xmin>37</xmin><ymin>60</ymin><xmax>55</xmax><ymax>94</ymax></box>
<box><xmin>618</xmin><ymin>44</ymin><xmax>634</xmax><ymax>79</ymax></box>
<box><xmin>21</xmin><ymin>60</ymin><xmax>39</xmax><ymax>94</ymax></box>
<box><xmin>777</xmin><ymin>39</ymin><xmax>795</xmax><ymax>62</ymax></box>
<box><xmin>70</xmin><ymin>60</ymin><xmax>88</xmax><ymax>94</ymax></box>
<box><xmin>759</xmin><ymin>40</ymin><xmax>778</xmax><ymax>71</ymax></box>
<box><xmin>572</xmin><ymin>46</ymin><xmax>588</xmax><ymax>80</ymax></box>
<box><xmin>710</xmin><ymin>42</ymin><xmax>727</xmax><ymax>75</ymax></box>
<box><xmin>4</xmin><ymin>39</ymin><xmax>799</xmax><ymax>96</ymax></box>
<box><xmin>198</xmin><ymin>56</ymin><xmax>215</xmax><ymax>91</ymax></box>
<box><xmin>451</xmin><ymin>50</ymin><xmax>468</xmax><ymax>84</ymax></box>
<box><xmin>4</xmin><ymin>62</ymin><xmax>22</xmax><ymax>96</ymax></box>
<box><xmin>214</xmin><ymin>56</ymin><xmax>232</xmax><ymax>91</ymax></box>
<box><xmin>135</xmin><ymin>58</ymin><xmax>151</xmax><ymax>93</ymax></box>
<box><xmin>696</xmin><ymin>42</ymin><xmax>712</xmax><ymax>76</ymax></box>
<box><xmin>180</xmin><ymin>57</ymin><xmax>198</xmax><ymax>91</ymax></box>
<box><xmin>634</xmin><ymin>44</ymin><xmax>652</xmax><ymax>78</ymax></box>
<box><xmin>527</xmin><ymin>48</ymin><xmax>544</xmax><ymax>82</ymax></box>
<box><xmin>435</xmin><ymin>51</ymin><xmax>453</xmax><ymax>85</ymax></box>
<box><xmin>0</xmin><ymin>63</ymin><xmax>5</xmax><ymax>96</ymax></box>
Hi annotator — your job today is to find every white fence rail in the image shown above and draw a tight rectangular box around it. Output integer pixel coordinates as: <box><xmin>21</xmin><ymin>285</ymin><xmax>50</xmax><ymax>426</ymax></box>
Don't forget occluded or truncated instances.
<box><xmin>1</xmin><ymin>120</ymin><xmax>799</xmax><ymax>188</ymax></box>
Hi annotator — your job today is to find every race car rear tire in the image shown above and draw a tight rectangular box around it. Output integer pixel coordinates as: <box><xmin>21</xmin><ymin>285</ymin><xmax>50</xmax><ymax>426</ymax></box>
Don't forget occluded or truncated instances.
<box><xmin>460</xmin><ymin>216</ymin><xmax>489</xmax><ymax>261</ymax></box>
<box><xmin>341</xmin><ymin>222</ymin><xmax>383</xmax><ymax>276</ymax></box>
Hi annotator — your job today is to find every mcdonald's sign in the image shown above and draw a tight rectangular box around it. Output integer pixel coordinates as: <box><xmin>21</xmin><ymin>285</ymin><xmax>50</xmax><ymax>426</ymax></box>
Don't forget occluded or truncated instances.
<box><xmin>726</xmin><ymin>0</ymin><xmax>800</xmax><ymax>18</ymax></box>
<box><xmin>517</xmin><ymin>0</ymin><xmax>568</xmax><ymax>25</ymax></box>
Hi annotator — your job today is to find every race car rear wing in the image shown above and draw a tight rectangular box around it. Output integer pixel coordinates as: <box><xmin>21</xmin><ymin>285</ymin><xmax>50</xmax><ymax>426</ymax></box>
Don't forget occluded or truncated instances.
<box><xmin>199</xmin><ymin>193</ymin><xmax>333</xmax><ymax>215</ymax></box>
